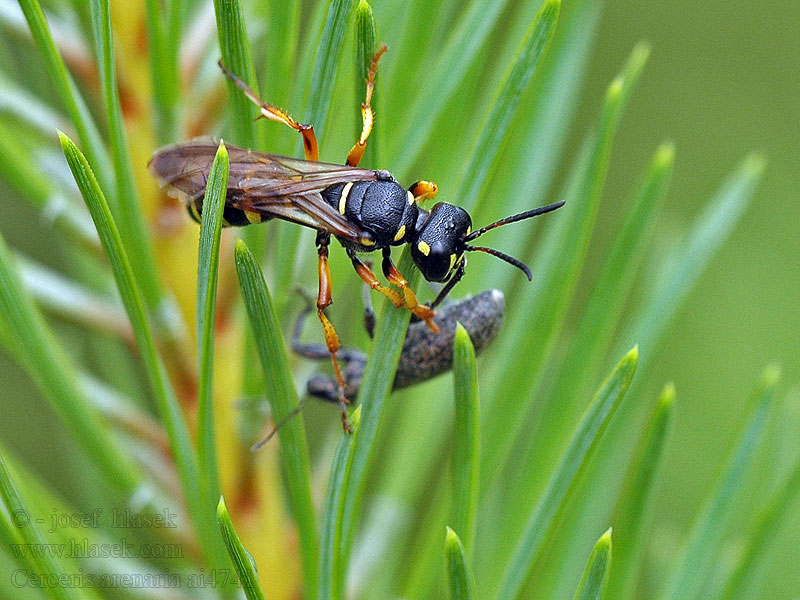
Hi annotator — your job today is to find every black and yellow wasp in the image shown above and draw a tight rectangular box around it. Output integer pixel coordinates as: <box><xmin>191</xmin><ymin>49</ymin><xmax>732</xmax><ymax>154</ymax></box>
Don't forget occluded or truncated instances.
<box><xmin>149</xmin><ymin>45</ymin><xmax>563</xmax><ymax>431</ymax></box>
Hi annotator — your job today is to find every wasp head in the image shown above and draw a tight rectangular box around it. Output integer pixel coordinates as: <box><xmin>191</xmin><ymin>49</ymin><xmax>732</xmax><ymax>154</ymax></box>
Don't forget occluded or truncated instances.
<box><xmin>411</xmin><ymin>202</ymin><xmax>471</xmax><ymax>282</ymax></box>
<box><xmin>412</xmin><ymin>200</ymin><xmax>567</xmax><ymax>285</ymax></box>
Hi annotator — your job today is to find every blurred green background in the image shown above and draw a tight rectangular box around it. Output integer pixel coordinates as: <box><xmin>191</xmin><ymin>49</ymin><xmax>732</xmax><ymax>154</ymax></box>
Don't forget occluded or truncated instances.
<box><xmin>0</xmin><ymin>0</ymin><xmax>798</xmax><ymax>598</ymax></box>
<box><xmin>580</xmin><ymin>0</ymin><xmax>800</xmax><ymax>594</ymax></box>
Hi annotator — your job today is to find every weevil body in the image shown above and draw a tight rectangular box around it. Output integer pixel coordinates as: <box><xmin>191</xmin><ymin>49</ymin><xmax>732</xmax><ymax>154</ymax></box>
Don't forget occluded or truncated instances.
<box><xmin>292</xmin><ymin>289</ymin><xmax>505</xmax><ymax>402</ymax></box>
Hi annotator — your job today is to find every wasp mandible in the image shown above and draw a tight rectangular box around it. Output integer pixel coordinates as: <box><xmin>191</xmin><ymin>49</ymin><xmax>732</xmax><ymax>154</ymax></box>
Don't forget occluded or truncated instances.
<box><xmin>149</xmin><ymin>45</ymin><xmax>563</xmax><ymax>432</ymax></box>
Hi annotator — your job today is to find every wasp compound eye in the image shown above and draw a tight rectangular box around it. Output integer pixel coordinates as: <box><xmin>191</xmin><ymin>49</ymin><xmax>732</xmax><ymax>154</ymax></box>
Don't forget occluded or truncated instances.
<box><xmin>411</xmin><ymin>239</ymin><xmax>453</xmax><ymax>282</ymax></box>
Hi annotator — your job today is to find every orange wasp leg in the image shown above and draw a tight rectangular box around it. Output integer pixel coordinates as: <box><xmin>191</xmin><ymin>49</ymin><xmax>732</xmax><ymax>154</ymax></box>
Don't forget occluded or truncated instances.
<box><xmin>218</xmin><ymin>60</ymin><xmax>319</xmax><ymax>162</ymax></box>
<box><xmin>381</xmin><ymin>248</ymin><xmax>439</xmax><ymax>333</ymax></box>
<box><xmin>316</xmin><ymin>234</ymin><xmax>351</xmax><ymax>433</ymax></box>
<box><xmin>347</xmin><ymin>249</ymin><xmax>407</xmax><ymax>310</ymax></box>
<box><xmin>346</xmin><ymin>43</ymin><xmax>388</xmax><ymax>167</ymax></box>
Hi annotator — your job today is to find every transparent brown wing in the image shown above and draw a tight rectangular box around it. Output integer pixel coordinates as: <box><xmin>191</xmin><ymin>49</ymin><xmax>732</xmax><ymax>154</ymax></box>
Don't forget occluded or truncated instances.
<box><xmin>148</xmin><ymin>138</ymin><xmax>379</xmax><ymax>240</ymax></box>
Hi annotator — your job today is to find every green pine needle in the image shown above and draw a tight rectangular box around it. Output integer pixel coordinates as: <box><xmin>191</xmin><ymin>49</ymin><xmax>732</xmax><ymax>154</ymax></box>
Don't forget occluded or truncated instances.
<box><xmin>339</xmin><ymin>248</ymin><xmax>421</xmax><ymax>583</ymax></box>
<box><xmin>482</xmin><ymin>43</ymin><xmax>650</xmax><ymax>489</ymax></box>
<box><xmin>717</xmin><ymin>432</ymin><xmax>800</xmax><ymax>600</ymax></box>
<box><xmin>234</xmin><ymin>239</ymin><xmax>319</xmax><ymax>596</ymax></box>
<box><xmin>458</xmin><ymin>0</ymin><xmax>561</xmax><ymax>213</ymax></box>
<box><xmin>217</xmin><ymin>496</ymin><xmax>268</xmax><ymax>600</ymax></box>
<box><xmin>196</xmin><ymin>141</ymin><xmax>230</xmax><ymax>538</ymax></box>
<box><xmin>144</xmin><ymin>0</ymin><xmax>179</xmax><ymax>144</ymax></box>
<box><xmin>17</xmin><ymin>0</ymin><xmax>114</xmax><ymax>192</ymax></box>
<box><xmin>89</xmin><ymin>0</ymin><xmax>171</xmax><ymax>329</ymax></box>
<box><xmin>307</xmin><ymin>0</ymin><xmax>358</xmax><ymax>136</ymax></box>
<box><xmin>58</xmin><ymin>131</ymin><xmax>201</xmax><ymax>537</ymax></box>
<box><xmin>391</xmin><ymin>0</ymin><xmax>518</xmax><ymax>175</ymax></box>
<box><xmin>0</xmin><ymin>453</ymin><xmax>90</xmax><ymax>600</ymax></box>
<box><xmin>523</xmin><ymin>142</ymin><xmax>675</xmax><ymax>512</ymax></box>
<box><xmin>445</xmin><ymin>527</ymin><xmax>478</xmax><ymax>600</ymax></box>
<box><xmin>496</xmin><ymin>346</ymin><xmax>638</xmax><ymax>600</ymax></box>
<box><xmin>572</xmin><ymin>528</ymin><xmax>613</xmax><ymax>600</ymax></box>
<box><xmin>622</xmin><ymin>154</ymin><xmax>766</xmax><ymax>367</ymax></box>
<box><xmin>213</xmin><ymin>0</ymin><xmax>267</xmax><ymax>150</ymax></box>
<box><xmin>607</xmin><ymin>384</ymin><xmax>675</xmax><ymax>600</ymax></box>
<box><xmin>451</xmin><ymin>323</ymin><xmax>480</xmax><ymax>553</ymax></box>
<box><xmin>660</xmin><ymin>366</ymin><xmax>780</xmax><ymax>600</ymax></box>
<box><xmin>320</xmin><ymin>406</ymin><xmax>362</xmax><ymax>600</ymax></box>
<box><xmin>355</xmin><ymin>0</ymin><xmax>381</xmax><ymax>169</ymax></box>
<box><xmin>0</xmin><ymin>225</ymin><xmax>140</xmax><ymax>497</ymax></box>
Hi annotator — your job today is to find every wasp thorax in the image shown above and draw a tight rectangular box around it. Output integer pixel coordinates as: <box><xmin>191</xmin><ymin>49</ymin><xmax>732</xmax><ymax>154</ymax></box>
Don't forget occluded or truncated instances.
<box><xmin>411</xmin><ymin>202</ymin><xmax>471</xmax><ymax>282</ymax></box>
<box><xmin>321</xmin><ymin>179</ymin><xmax>417</xmax><ymax>248</ymax></box>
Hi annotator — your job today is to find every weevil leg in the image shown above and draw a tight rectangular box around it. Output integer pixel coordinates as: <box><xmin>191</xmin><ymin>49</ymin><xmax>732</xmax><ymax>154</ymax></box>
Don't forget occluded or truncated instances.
<box><xmin>381</xmin><ymin>248</ymin><xmax>440</xmax><ymax>333</ymax></box>
<box><xmin>292</xmin><ymin>289</ymin><xmax>370</xmax><ymax>362</ymax></box>
<box><xmin>346</xmin><ymin>44</ymin><xmax>387</xmax><ymax>167</ymax></box>
<box><xmin>315</xmin><ymin>234</ymin><xmax>351</xmax><ymax>433</ymax></box>
<box><xmin>347</xmin><ymin>249</ymin><xmax>407</xmax><ymax>310</ymax></box>
<box><xmin>409</xmin><ymin>180</ymin><xmax>439</xmax><ymax>203</ymax></box>
<box><xmin>218</xmin><ymin>60</ymin><xmax>319</xmax><ymax>161</ymax></box>
<box><xmin>290</xmin><ymin>302</ymin><xmax>332</xmax><ymax>360</ymax></box>
<box><xmin>430</xmin><ymin>258</ymin><xmax>466</xmax><ymax>309</ymax></box>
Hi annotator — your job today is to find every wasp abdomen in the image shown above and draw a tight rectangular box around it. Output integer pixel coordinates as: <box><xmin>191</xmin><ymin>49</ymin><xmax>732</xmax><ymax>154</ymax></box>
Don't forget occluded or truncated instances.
<box><xmin>187</xmin><ymin>193</ymin><xmax>270</xmax><ymax>227</ymax></box>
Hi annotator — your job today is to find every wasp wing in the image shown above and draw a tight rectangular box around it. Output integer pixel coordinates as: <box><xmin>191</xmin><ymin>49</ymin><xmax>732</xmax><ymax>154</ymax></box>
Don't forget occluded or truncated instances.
<box><xmin>148</xmin><ymin>138</ymin><xmax>379</xmax><ymax>240</ymax></box>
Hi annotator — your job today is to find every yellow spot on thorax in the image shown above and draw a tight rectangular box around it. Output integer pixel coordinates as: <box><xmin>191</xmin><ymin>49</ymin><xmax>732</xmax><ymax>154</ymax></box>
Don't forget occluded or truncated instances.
<box><xmin>339</xmin><ymin>182</ymin><xmax>354</xmax><ymax>215</ymax></box>
<box><xmin>417</xmin><ymin>241</ymin><xmax>431</xmax><ymax>256</ymax></box>
<box><xmin>394</xmin><ymin>225</ymin><xmax>406</xmax><ymax>242</ymax></box>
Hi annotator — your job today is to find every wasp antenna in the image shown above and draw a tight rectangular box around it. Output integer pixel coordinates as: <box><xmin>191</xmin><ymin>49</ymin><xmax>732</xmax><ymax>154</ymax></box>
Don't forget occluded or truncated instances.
<box><xmin>251</xmin><ymin>399</ymin><xmax>308</xmax><ymax>451</ymax></box>
<box><xmin>465</xmin><ymin>200</ymin><xmax>565</xmax><ymax>242</ymax></box>
<box><xmin>465</xmin><ymin>245</ymin><xmax>532</xmax><ymax>281</ymax></box>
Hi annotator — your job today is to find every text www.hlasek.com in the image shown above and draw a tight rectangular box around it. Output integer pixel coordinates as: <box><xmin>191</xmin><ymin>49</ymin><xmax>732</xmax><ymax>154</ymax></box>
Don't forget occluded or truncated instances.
<box><xmin>11</xmin><ymin>538</ymin><xmax>183</xmax><ymax>560</ymax></box>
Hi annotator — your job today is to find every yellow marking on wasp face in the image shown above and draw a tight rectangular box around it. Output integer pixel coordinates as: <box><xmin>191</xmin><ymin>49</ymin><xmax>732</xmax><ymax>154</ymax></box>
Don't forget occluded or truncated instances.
<box><xmin>466</xmin><ymin>226</ymin><xmax>472</xmax><ymax>236</ymax></box>
<box><xmin>449</xmin><ymin>253</ymin><xmax>457</xmax><ymax>272</ymax></box>
<box><xmin>339</xmin><ymin>182</ymin><xmax>354</xmax><ymax>215</ymax></box>
<box><xmin>407</xmin><ymin>190</ymin><xmax>415</xmax><ymax>205</ymax></box>
<box><xmin>394</xmin><ymin>225</ymin><xmax>406</xmax><ymax>242</ymax></box>
<box><xmin>417</xmin><ymin>241</ymin><xmax>431</xmax><ymax>256</ymax></box>
<box><xmin>245</xmin><ymin>210</ymin><xmax>262</xmax><ymax>224</ymax></box>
